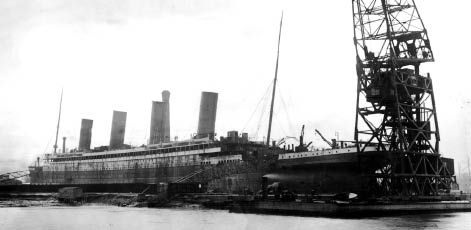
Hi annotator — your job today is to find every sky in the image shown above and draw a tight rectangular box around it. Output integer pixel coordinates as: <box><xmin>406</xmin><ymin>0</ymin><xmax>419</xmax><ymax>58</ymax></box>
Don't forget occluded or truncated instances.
<box><xmin>0</xmin><ymin>0</ymin><xmax>470</xmax><ymax>174</ymax></box>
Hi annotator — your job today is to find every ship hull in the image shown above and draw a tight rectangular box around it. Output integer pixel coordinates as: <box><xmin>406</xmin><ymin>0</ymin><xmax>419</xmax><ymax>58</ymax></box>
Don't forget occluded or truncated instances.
<box><xmin>29</xmin><ymin>142</ymin><xmax>280</xmax><ymax>194</ymax></box>
<box><xmin>273</xmin><ymin>148</ymin><xmax>456</xmax><ymax>196</ymax></box>
<box><xmin>30</xmin><ymin>164</ymin><xmax>267</xmax><ymax>194</ymax></box>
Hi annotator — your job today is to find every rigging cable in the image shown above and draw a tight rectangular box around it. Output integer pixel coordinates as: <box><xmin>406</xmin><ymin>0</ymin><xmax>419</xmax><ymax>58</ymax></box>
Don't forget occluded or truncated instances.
<box><xmin>241</xmin><ymin>80</ymin><xmax>273</xmax><ymax>134</ymax></box>
<box><xmin>277</xmin><ymin>81</ymin><xmax>296</xmax><ymax>136</ymax></box>
<box><xmin>254</xmin><ymin>82</ymin><xmax>272</xmax><ymax>138</ymax></box>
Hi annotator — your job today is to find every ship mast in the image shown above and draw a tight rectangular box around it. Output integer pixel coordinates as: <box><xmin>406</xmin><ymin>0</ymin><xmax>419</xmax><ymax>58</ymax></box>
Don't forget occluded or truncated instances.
<box><xmin>53</xmin><ymin>88</ymin><xmax>63</xmax><ymax>154</ymax></box>
<box><xmin>266</xmin><ymin>12</ymin><xmax>283</xmax><ymax>146</ymax></box>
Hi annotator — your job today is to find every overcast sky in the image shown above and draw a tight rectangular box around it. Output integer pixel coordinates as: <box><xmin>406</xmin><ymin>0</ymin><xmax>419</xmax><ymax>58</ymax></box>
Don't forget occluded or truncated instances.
<box><xmin>1</xmin><ymin>0</ymin><xmax>470</xmax><ymax>174</ymax></box>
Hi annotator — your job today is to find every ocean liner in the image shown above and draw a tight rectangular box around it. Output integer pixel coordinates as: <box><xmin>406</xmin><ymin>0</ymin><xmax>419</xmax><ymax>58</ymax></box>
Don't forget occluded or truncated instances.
<box><xmin>27</xmin><ymin>13</ymin><xmax>288</xmax><ymax>194</ymax></box>
<box><xmin>28</xmin><ymin>91</ymin><xmax>283</xmax><ymax>193</ymax></box>
<box><xmin>27</xmin><ymin>2</ymin><xmax>458</xmax><ymax>200</ymax></box>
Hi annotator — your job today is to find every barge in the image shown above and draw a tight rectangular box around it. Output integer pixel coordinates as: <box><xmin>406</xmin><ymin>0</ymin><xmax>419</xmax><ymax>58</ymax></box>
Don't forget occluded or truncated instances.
<box><xmin>230</xmin><ymin>200</ymin><xmax>471</xmax><ymax>217</ymax></box>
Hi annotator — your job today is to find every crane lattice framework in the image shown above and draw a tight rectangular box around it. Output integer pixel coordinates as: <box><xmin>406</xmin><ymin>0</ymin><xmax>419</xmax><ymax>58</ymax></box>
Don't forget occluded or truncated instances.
<box><xmin>352</xmin><ymin>0</ymin><xmax>455</xmax><ymax>197</ymax></box>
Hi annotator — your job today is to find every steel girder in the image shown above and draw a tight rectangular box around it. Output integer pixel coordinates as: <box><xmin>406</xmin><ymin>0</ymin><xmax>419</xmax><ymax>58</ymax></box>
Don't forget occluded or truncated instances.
<box><xmin>351</xmin><ymin>0</ymin><xmax>455</xmax><ymax>198</ymax></box>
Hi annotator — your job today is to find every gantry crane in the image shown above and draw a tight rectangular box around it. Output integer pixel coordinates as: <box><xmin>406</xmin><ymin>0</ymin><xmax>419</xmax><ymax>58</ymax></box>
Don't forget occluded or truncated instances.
<box><xmin>352</xmin><ymin>0</ymin><xmax>455</xmax><ymax>197</ymax></box>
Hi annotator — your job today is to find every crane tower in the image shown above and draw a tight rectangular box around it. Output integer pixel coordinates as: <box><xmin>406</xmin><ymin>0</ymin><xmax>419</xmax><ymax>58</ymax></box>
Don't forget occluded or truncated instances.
<box><xmin>352</xmin><ymin>0</ymin><xmax>455</xmax><ymax>197</ymax></box>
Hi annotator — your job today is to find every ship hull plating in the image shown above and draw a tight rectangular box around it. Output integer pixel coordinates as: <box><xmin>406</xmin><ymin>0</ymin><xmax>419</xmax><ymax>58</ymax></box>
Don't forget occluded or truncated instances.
<box><xmin>273</xmin><ymin>147</ymin><xmax>455</xmax><ymax>197</ymax></box>
<box><xmin>29</xmin><ymin>142</ymin><xmax>279</xmax><ymax>194</ymax></box>
<box><xmin>30</xmin><ymin>164</ymin><xmax>266</xmax><ymax>193</ymax></box>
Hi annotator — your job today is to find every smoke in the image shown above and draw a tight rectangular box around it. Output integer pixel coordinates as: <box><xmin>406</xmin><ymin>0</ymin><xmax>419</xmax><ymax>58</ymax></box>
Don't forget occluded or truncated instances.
<box><xmin>263</xmin><ymin>172</ymin><xmax>309</xmax><ymax>182</ymax></box>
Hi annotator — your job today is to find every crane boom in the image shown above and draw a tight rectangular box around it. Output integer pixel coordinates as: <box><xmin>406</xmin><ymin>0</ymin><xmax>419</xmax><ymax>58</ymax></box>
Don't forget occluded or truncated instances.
<box><xmin>315</xmin><ymin>129</ymin><xmax>332</xmax><ymax>148</ymax></box>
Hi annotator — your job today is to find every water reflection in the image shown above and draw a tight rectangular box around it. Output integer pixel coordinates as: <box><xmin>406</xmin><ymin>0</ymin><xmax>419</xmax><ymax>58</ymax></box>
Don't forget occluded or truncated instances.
<box><xmin>0</xmin><ymin>206</ymin><xmax>469</xmax><ymax>230</ymax></box>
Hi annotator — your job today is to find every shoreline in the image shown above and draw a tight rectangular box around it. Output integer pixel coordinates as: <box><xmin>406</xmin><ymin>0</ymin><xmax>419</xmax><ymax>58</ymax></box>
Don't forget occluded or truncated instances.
<box><xmin>0</xmin><ymin>192</ymin><xmax>210</xmax><ymax>209</ymax></box>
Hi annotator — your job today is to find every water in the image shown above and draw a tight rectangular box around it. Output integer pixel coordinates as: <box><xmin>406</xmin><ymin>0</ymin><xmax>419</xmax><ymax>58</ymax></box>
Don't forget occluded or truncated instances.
<box><xmin>0</xmin><ymin>206</ymin><xmax>470</xmax><ymax>230</ymax></box>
